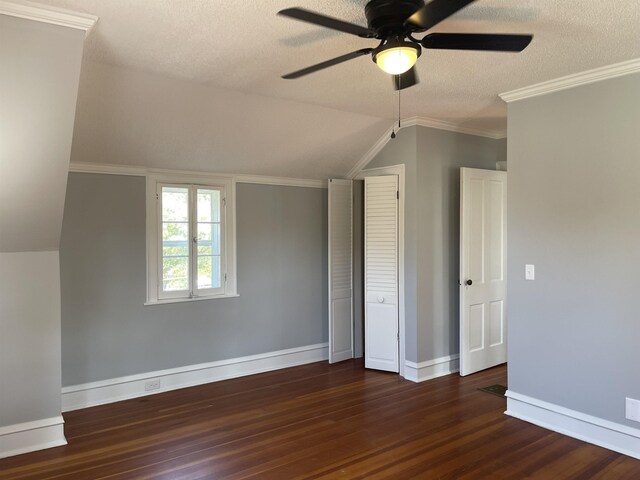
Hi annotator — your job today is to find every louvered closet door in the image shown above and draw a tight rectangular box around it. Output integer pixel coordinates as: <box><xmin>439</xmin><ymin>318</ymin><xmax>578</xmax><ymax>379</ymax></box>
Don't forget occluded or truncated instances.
<box><xmin>365</xmin><ymin>175</ymin><xmax>399</xmax><ymax>372</ymax></box>
<box><xmin>328</xmin><ymin>179</ymin><xmax>353</xmax><ymax>363</ymax></box>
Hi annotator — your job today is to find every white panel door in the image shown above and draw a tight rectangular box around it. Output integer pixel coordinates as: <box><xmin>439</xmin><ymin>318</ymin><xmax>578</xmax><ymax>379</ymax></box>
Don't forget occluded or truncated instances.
<box><xmin>460</xmin><ymin>168</ymin><xmax>507</xmax><ymax>376</ymax></box>
<box><xmin>365</xmin><ymin>175</ymin><xmax>399</xmax><ymax>372</ymax></box>
<box><xmin>328</xmin><ymin>179</ymin><xmax>353</xmax><ymax>364</ymax></box>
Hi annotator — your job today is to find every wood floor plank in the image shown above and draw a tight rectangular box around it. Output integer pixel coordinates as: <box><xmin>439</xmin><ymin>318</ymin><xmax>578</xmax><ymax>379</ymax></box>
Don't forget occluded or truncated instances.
<box><xmin>1</xmin><ymin>360</ymin><xmax>638</xmax><ymax>479</ymax></box>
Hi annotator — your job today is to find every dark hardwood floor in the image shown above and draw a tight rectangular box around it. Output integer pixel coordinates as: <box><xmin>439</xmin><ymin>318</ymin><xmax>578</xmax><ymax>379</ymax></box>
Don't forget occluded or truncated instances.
<box><xmin>1</xmin><ymin>360</ymin><xmax>639</xmax><ymax>479</ymax></box>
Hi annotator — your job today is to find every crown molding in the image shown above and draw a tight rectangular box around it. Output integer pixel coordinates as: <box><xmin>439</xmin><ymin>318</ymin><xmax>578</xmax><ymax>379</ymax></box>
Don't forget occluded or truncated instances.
<box><xmin>500</xmin><ymin>58</ymin><xmax>640</xmax><ymax>103</ymax></box>
<box><xmin>346</xmin><ymin>122</ymin><xmax>399</xmax><ymax>179</ymax></box>
<box><xmin>70</xmin><ymin>162</ymin><xmax>146</xmax><ymax>176</ymax></box>
<box><xmin>68</xmin><ymin>162</ymin><xmax>327</xmax><ymax>189</ymax></box>
<box><xmin>0</xmin><ymin>0</ymin><xmax>97</xmax><ymax>32</ymax></box>
<box><xmin>346</xmin><ymin>116</ymin><xmax>506</xmax><ymax>179</ymax></box>
<box><xmin>412</xmin><ymin>117</ymin><xmax>506</xmax><ymax>140</ymax></box>
<box><xmin>233</xmin><ymin>174</ymin><xmax>325</xmax><ymax>189</ymax></box>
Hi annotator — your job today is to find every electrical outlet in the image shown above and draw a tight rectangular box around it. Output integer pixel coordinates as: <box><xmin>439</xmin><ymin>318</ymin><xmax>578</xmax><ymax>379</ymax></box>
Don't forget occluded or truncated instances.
<box><xmin>144</xmin><ymin>379</ymin><xmax>161</xmax><ymax>391</ymax></box>
<box><xmin>626</xmin><ymin>397</ymin><xmax>640</xmax><ymax>422</ymax></box>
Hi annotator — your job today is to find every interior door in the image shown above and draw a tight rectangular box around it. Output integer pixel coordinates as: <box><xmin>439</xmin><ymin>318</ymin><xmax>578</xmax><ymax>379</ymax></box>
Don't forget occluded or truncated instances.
<box><xmin>460</xmin><ymin>167</ymin><xmax>507</xmax><ymax>376</ymax></box>
<box><xmin>328</xmin><ymin>179</ymin><xmax>353</xmax><ymax>363</ymax></box>
<box><xmin>364</xmin><ymin>175</ymin><xmax>399</xmax><ymax>372</ymax></box>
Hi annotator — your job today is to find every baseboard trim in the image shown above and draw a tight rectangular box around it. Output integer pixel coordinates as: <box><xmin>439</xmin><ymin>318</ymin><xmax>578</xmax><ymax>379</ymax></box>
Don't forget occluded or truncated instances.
<box><xmin>0</xmin><ymin>416</ymin><xmax>66</xmax><ymax>459</ymax></box>
<box><xmin>62</xmin><ymin>343</ymin><xmax>329</xmax><ymax>412</ymax></box>
<box><xmin>404</xmin><ymin>354</ymin><xmax>460</xmax><ymax>383</ymax></box>
<box><xmin>506</xmin><ymin>390</ymin><xmax>640</xmax><ymax>460</ymax></box>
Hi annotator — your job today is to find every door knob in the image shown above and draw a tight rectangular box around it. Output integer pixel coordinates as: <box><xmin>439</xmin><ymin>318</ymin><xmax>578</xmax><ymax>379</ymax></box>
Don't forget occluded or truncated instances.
<box><xmin>466</xmin><ymin>279</ymin><xmax>473</xmax><ymax>286</ymax></box>
<box><xmin>377</xmin><ymin>296</ymin><xmax>385</xmax><ymax>303</ymax></box>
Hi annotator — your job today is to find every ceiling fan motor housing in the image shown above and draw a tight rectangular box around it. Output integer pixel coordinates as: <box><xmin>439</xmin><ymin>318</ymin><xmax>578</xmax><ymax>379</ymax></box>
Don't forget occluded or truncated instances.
<box><xmin>364</xmin><ymin>0</ymin><xmax>426</xmax><ymax>36</ymax></box>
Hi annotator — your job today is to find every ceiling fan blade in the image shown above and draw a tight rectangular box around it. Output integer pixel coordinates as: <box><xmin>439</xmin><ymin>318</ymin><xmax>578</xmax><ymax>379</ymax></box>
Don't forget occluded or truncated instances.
<box><xmin>393</xmin><ymin>67</ymin><xmax>419</xmax><ymax>91</ymax></box>
<box><xmin>422</xmin><ymin>33</ymin><xmax>533</xmax><ymax>52</ymax></box>
<box><xmin>405</xmin><ymin>0</ymin><xmax>476</xmax><ymax>31</ymax></box>
<box><xmin>278</xmin><ymin>8</ymin><xmax>376</xmax><ymax>38</ymax></box>
<box><xmin>282</xmin><ymin>48</ymin><xmax>374</xmax><ymax>79</ymax></box>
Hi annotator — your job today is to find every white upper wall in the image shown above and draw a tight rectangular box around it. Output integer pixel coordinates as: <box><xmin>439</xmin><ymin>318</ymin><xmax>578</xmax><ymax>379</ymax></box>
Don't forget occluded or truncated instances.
<box><xmin>69</xmin><ymin>61</ymin><xmax>389</xmax><ymax>180</ymax></box>
<box><xmin>0</xmin><ymin>14</ymin><xmax>87</xmax><ymax>252</ymax></box>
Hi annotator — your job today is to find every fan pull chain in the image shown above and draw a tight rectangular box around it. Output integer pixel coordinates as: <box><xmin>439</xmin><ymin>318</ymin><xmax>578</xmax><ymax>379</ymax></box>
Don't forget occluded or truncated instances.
<box><xmin>398</xmin><ymin>77</ymin><xmax>401</xmax><ymax>129</ymax></box>
<box><xmin>391</xmin><ymin>75</ymin><xmax>401</xmax><ymax>139</ymax></box>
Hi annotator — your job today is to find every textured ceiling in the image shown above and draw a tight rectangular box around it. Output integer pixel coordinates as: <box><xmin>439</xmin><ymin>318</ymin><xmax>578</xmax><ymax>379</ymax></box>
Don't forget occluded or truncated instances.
<box><xmin>22</xmin><ymin>0</ymin><xmax>640</xmax><ymax>177</ymax></box>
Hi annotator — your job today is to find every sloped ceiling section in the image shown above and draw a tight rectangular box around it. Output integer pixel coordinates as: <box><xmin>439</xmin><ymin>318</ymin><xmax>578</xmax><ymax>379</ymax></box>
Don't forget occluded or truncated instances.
<box><xmin>32</xmin><ymin>0</ymin><xmax>640</xmax><ymax>177</ymax></box>
<box><xmin>0</xmin><ymin>14</ymin><xmax>87</xmax><ymax>252</ymax></box>
<box><xmin>72</xmin><ymin>61</ymin><xmax>389</xmax><ymax>179</ymax></box>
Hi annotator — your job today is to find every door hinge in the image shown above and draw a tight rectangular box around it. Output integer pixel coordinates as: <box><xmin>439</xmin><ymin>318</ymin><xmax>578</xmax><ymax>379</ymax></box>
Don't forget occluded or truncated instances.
<box><xmin>156</xmin><ymin>193</ymin><xmax>159</xmax><ymax>200</ymax></box>
<box><xmin>396</xmin><ymin>190</ymin><xmax>399</xmax><ymax>200</ymax></box>
<box><xmin>223</xmin><ymin>197</ymin><xmax>226</xmax><ymax>207</ymax></box>
<box><xmin>224</xmin><ymin>273</ymin><xmax>227</xmax><ymax>283</ymax></box>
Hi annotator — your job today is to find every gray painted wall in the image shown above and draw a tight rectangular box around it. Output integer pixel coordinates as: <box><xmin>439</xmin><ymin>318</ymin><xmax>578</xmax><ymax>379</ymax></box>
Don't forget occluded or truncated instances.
<box><xmin>497</xmin><ymin>138</ymin><xmax>508</xmax><ymax>165</ymax></box>
<box><xmin>415</xmin><ymin>128</ymin><xmax>498</xmax><ymax>362</ymax></box>
<box><xmin>60</xmin><ymin>173</ymin><xmax>327</xmax><ymax>386</ymax></box>
<box><xmin>0</xmin><ymin>16</ymin><xmax>85</xmax><ymax>430</ymax></box>
<box><xmin>507</xmin><ymin>73</ymin><xmax>640</xmax><ymax>427</ymax></box>
<box><xmin>0</xmin><ymin>252</ymin><xmax>62</xmax><ymax>427</ymax></box>
<box><xmin>366</xmin><ymin>126</ymin><xmax>500</xmax><ymax>363</ymax></box>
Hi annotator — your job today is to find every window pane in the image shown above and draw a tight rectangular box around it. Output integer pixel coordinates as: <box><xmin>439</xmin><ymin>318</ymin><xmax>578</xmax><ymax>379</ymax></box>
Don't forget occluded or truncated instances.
<box><xmin>161</xmin><ymin>188</ymin><xmax>189</xmax><ymax>293</ymax></box>
<box><xmin>163</xmin><ymin>222</ymin><xmax>188</xmax><ymax>242</ymax></box>
<box><xmin>163</xmin><ymin>256</ymin><xmax>189</xmax><ymax>291</ymax></box>
<box><xmin>162</xmin><ymin>222</ymin><xmax>189</xmax><ymax>292</ymax></box>
<box><xmin>197</xmin><ymin>223</ymin><xmax>220</xmax><ymax>255</ymax></box>
<box><xmin>197</xmin><ymin>222</ymin><xmax>211</xmax><ymax>242</ymax></box>
<box><xmin>162</xmin><ymin>187</ymin><xmax>188</xmax><ymax>222</ymax></box>
<box><xmin>163</xmin><ymin>244</ymin><xmax>189</xmax><ymax>257</ymax></box>
<box><xmin>212</xmin><ymin>224</ymin><xmax>220</xmax><ymax>254</ymax></box>
<box><xmin>197</xmin><ymin>244</ymin><xmax>212</xmax><ymax>255</ymax></box>
<box><xmin>198</xmin><ymin>255</ymin><xmax>221</xmax><ymax>289</ymax></box>
<box><xmin>197</xmin><ymin>189</ymin><xmax>220</xmax><ymax>223</ymax></box>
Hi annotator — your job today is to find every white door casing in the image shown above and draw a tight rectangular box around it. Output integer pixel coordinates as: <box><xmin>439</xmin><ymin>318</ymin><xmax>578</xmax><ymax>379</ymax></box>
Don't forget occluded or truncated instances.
<box><xmin>460</xmin><ymin>168</ymin><xmax>507</xmax><ymax>376</ymax></box>
<box><xmin>364</xmin><ymin>175</ymin><xmax>399</xmax><ymax>372</ymax></box>
<box><xmin>328</xmin><ymin>179</ymin><xmax>353</xmax><ymax>363</ymax></box>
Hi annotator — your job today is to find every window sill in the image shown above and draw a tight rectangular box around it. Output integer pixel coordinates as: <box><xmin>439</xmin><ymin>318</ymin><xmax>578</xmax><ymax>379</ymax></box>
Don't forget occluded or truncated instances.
<box><xmin>144</xmin><ymin>294</ymin><xmax>239</xmax><ymax>306</ymax></box>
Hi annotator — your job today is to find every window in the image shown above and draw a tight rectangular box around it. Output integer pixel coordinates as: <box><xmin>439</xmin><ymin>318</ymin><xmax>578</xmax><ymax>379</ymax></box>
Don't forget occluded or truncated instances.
<box><xmin>146</xmin><ymin>175</ymin><xmax>237</xmax><ymax>304</ymax></box>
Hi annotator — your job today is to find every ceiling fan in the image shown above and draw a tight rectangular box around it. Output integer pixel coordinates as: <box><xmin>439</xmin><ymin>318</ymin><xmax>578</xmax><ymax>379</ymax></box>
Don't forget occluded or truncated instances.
<box><xmin>279</xmin><ymin>0</ymin><xmax>533</xmax><ymax>90</ymax></box>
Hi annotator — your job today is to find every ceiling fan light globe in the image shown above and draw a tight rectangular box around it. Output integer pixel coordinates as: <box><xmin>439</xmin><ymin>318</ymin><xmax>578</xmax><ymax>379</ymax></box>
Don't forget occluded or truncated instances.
<box><xmin>376</xmin><ymin>47</ymin><xmax>418</xmax><ymax>75</ymax></box>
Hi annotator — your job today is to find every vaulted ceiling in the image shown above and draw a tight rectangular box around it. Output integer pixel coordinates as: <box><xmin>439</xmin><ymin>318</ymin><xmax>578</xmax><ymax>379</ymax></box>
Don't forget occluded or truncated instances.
<box><xmin>32</xmin><ymin>0</ymin><xmax>640</xmax><ymax>178</ymax></box>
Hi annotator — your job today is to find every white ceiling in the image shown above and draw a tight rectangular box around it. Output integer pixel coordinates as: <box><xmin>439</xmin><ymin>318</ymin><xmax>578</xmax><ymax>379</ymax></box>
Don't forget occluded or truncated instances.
<box><xmin>25</xmin><ymin>0</ymin><xmax>640</xmax><ymax>177</ymax></box>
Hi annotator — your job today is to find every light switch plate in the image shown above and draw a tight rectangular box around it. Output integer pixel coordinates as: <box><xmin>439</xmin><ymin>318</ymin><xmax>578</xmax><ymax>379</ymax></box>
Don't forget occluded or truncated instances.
<box><xmin>525</xmin><ymin>264</ymin><xmax>535</xmax><ymax>280</ymax></box>
<box><xmin>626</xmin><ymin>397</ymin><xmax>640</xmax><ymax>422</ymax></box>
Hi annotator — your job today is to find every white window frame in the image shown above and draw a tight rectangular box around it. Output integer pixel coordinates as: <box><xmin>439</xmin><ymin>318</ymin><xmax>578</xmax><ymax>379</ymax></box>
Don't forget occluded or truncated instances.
<box><xmin>145</xmin><ymin>173</ymin><xmax>237</xmax><ymax>305</ymax></box>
